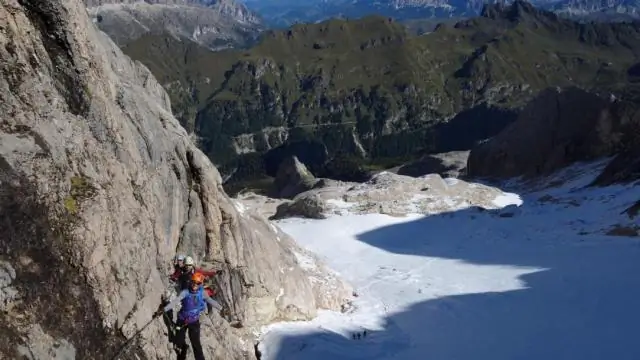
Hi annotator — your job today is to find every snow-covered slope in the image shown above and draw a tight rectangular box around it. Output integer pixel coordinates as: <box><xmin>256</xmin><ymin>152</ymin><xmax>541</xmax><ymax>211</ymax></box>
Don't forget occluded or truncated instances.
<box><xmin>256</xmin><ymin>159</ymin><xmax>640</xmax><ymax>359</ymax></box>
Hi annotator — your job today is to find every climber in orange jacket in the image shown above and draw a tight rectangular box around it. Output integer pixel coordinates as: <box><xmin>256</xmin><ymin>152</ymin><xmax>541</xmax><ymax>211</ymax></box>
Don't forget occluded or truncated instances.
<box><xmin>170</xmin><ymin>256</ymin><xmax>219</xmax><ymax>295</ymax></box>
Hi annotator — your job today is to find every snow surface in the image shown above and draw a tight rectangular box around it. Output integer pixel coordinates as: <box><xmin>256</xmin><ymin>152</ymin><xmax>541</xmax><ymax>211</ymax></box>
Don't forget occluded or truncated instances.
<box><xmin>491</xmin><ymin>193</ymin><xmax>523</xmax><ymax>207</ymax></box>
<box><xmin>257</xmin><ymin>163</ymin><xmax>640</xmax><ymax>360</ymax></box>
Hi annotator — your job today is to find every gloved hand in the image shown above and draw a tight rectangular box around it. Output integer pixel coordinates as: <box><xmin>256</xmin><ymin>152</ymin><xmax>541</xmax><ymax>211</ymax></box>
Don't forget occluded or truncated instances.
<box><xmin>154</xmin><ymin>309</ymin><xmax>164</xmax><ymax>318</ymax></box>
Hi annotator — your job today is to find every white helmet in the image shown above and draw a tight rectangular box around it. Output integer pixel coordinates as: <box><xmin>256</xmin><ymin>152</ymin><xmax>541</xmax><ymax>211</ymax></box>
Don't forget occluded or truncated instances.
<box><xmin>184</xmin><ymin>256</ymin><xmax>194</xmax><ymax>266</ymax></box>
<box><xmin>175</xmin><ymin>254</ymin><xmax>185</xmax><ymax>262</ymax></box>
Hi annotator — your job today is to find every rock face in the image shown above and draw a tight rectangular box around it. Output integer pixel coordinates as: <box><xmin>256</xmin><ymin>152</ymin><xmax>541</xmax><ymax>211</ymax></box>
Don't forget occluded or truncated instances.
<box><xmin>0</xmin><ymin>261</ymin><xmax>17</xmax><ymax>313</ymax></box>
<box><xmin>86</xmin><ymin>0</ymin><xmax>262</xmax><ymax>50</ymax></box>
<box><xmin>593</xmin><ymin>142</ymin><xmax>640</xmax><ymax>186</ymax></box>
<box><xmin>467</xmin><ymin>87</ymin><xmax>640</xmax><ymax>179</ymax></box>
<box><xmin>269</xmin><ymin>156</ymin><xmax>318</xmax><ymax>199</ymax></box>
<box><xmin>0</xmin><ymin>0</ymin><xmax>349</xmax><ymax>358</ymax></box>
<box><xmin>624</xmin><ymin>200</ymin><xmax>640</xmax><ymax>219</ymax></box>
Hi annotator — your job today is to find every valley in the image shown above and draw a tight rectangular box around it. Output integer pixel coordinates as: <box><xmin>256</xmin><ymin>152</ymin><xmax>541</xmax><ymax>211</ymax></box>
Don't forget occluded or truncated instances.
<box><xmin>119</xmin><ymin>1</ymin><xmax>640</xmax><ymax>194</ymax></box>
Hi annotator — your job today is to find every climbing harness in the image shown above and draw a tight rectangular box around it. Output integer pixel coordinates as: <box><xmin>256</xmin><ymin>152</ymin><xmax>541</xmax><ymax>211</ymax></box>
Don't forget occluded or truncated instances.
<box><xmin>163</xmin><ymin>312</ymin><xmax>177</xmax><ymax>338</ymax></box>
<box><xmin>164</xmin><ymin>313</ymin><xmax>188</xmax><ymax>355</ymax></box>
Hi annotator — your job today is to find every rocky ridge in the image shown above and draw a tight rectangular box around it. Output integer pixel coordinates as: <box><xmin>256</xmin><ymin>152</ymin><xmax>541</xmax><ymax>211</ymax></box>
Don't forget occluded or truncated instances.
<box><xmin>467</xmin><ymin>86</ymin><xmax>640</xmax><ymax>180</ymax></box>
<box><xmin>243</xmin><ymin>0</ymin><xmax>640</xmax><ymax>28</ymax></box>
<box><xmin>237</xmin><ymin>171</ymin><xmax>517</xmax><ymax>220</ymax></box>
<box><xmin>86</xmin><ymin>0</ymin><xmax>263</xmax><ymax>50</ymax></box>
<box><xmin>0</xmin><ymin>0</ymin><xmax>350</xmax><ymax>358</ymax></box>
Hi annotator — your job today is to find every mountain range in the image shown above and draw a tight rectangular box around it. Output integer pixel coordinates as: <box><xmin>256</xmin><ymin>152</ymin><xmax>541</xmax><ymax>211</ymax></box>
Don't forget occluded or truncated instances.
<box><xmin>84</xmin><ymin>0</ymin><xmax>640</xmax><ymax>52</ymax></box>
<box><xmin>119</xmin><ymin>0</ymin><xmax>640</xmax><ymax>190</ymax></box>
<box><xmin>86</xmin><ymin>0</ymin><xmax>264</xmax><ymax>50</ymax></box>
<box><xmin>239</xmin><ymin>0</ymin><xmax>640</xmax><ymax>28</ymax></box>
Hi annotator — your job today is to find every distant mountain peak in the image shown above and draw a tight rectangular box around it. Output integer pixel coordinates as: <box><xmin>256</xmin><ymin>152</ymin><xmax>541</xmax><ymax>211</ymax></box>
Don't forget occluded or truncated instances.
<box><xmin>481</xmin><ymin>0</ymin><xmax>553</xmax><ymax>22</ymax></box>
<box><xmin>240</xmin><ymin>0</ymin><xmax>640</xmax><ymax>29</ymax></box>
<box><xmin>85</xmin><ymin>0</ymin><xmax>263</xmax><ymax>50</ymax></box>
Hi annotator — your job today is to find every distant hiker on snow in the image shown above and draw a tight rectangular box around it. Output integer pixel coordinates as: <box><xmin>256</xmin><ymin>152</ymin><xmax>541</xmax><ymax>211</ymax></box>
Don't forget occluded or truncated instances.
<box><xmin>155</xmin><ymin>272</ymin><xmax>224</xmax><ymax>360</ymax></box>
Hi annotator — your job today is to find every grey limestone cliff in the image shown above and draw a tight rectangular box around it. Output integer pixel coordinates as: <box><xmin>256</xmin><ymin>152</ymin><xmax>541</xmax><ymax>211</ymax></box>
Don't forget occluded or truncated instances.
<box><xmin>0</xmin><ymin>0</ymin><xmax>350</xmax><ymax>358</ymax></box>
<box><xmin>85</xmin><ymin>0</ymin><xmax>263</xmax><ymax>50</ymax></box>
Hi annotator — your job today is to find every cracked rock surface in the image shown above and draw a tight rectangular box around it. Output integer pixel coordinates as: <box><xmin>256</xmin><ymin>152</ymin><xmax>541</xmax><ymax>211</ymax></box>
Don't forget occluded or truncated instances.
<box><xmin>0</xmin><ymin>0</ymin><xmax>350</xmax><ymax>358</ymax></box>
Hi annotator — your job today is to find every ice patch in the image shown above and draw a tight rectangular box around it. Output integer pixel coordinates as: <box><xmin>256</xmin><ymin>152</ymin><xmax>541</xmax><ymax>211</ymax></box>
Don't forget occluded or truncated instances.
<box><xmin>492</xmin><ymin>192</ymin><xmax>523</xmax><ymax>207</ymax></box>
<box><xmin>259</xmin><ymin>161</ymin><xmax>640</xmax><ymax>360</ymax></box>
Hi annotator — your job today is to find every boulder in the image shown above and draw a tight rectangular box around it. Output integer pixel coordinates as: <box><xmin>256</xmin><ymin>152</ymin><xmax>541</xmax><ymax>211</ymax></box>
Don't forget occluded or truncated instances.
<box><xmin>270</xmin><ymin>193</ymin><xmax>327</xmax><ymax>220</ymax></box>
<box><xmin>397</xmin><ymin>151</ymin><xmax>469</xmax><ymax>178</ymax></box>
<box><xmin>248</xmin><ymin>171</ymin><xmax>516</xmax><ymax>220</ymax></box>
<box><xmin>269</xmin><ymin>155</ymin><xmax>318</xmax><ymax>199</ymax></box>
<box><xmin>624</xmin><ymin>200</ymin><xmax>640</xmax><ymax>219</ymax></box>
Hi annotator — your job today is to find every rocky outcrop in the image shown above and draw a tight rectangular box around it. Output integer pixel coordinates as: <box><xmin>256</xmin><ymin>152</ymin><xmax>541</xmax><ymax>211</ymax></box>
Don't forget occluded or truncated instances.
<box><xmin>396</xmin><ymin>150</ymin><xmax>469</xmax><ymax>178</ymax></box>
<box><xmin>0</xmin><ymin>0</ymin><xmax>349</xmax><ymax>358</ymax></box>
<box><xmin>271</xmin><ymin>193</ymin><xmax>328</xmax><ymax>220</ymax></box>
<box><xmin>240</xmin><ymin>171</ymin><xmax>518</xmax><ymax>220</ymax></box>
<box><xmin>592</xmin><ymin>142</ymin><xmax>640</xmax><ymax>186</ymax></box>
<box><xmin>86</xmin><ymin>0</ymin><xmax>262</xmax><ymax>50</ymax></box>
<box><xmin>269</xmin><ymin>156</ymin><xmax>318</xmax><ymax>199</ymax></box>
<box><xmin>467</xmin><ymin>87</ymin><xmax>640</xmax><ymax>179</ymax></box>
<box><xmin>624</xmin><ymin>200</ymin><xmax>640</xmax><ymax>219</ymax></box>
<box><xmin>231</xmin><ymin>126</ymin><xmax>290</xmax><ymax>155</ymax></box>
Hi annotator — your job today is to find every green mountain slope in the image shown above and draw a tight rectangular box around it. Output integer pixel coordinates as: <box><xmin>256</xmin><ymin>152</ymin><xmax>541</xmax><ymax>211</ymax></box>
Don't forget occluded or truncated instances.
<box><xmin>122</xmin><ymin>1</ymin><xmax>640</xmax><ymax>184</ymax></box>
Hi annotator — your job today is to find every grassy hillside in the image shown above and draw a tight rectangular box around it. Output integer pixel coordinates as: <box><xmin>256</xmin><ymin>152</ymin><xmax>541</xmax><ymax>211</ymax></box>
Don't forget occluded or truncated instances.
<box><xmin>122</xmin><ymin>1</ymin><xmax>640</xmax><ymax>183</ymax></box>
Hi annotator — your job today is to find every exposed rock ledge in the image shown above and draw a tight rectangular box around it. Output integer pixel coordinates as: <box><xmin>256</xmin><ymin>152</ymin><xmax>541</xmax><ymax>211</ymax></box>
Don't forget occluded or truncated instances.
<box><xmin>237</xmin><ymin>172</ymin><xmax>519</xmax><ymax>220</ymax></box>
<box><xmin>0</xmin><ymin>0</ymin><xmax>350</xmax><ymax>358</ymax></box>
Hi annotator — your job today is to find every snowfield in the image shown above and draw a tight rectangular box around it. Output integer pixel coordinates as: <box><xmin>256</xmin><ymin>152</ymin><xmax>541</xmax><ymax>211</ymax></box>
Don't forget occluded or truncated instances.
<box><xmin>256</xmin><ymin>161</ymin><xmax>640</xmax><ymax>360</ymax></box>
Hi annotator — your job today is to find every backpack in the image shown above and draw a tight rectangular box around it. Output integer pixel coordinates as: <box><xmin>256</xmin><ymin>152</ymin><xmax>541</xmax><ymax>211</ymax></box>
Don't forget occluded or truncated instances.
<box><xmin>178</xmin><ymin>287</ymin><xmax>205</xmax><ymax>324</ymax></box>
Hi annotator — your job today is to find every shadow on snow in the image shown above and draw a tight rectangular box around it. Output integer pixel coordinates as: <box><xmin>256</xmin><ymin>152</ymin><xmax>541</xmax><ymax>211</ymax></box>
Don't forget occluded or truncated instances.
<box><xmin>267</xmin><ymin>187</ymin><xmax>640</xmax><ymax>360</ymax></box>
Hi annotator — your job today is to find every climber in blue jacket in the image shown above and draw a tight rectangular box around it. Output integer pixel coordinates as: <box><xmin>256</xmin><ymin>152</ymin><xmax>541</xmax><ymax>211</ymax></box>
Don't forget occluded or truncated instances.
<box><xmin>155</xmin><ymin>272</ymin><xmax>224</xmax><ymax>360</ymax></box>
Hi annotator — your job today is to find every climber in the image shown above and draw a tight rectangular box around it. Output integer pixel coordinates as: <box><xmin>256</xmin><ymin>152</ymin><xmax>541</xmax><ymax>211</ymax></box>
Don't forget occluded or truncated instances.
<box><xmin>170</xmin><ymin>255</ymin><xmax>220</xmax><ymax>312</ymax></box>
<box><xmin>169</xmin><ymin>255</ymin><xmax>190</xmax><ymax>287</ymax></box>
<box><xmin>170</xmin><ymin>256</ymin><xmax>217</xmax><ymax>289</ymax></box>
<box><xmin>173</xmin><ymin>254</ymin><xmax>186</xmax><ymax>273</ymax></box>
<box><xmin>163</xmin><ymin>254</ymin><xmax>188</xmax><ymax>321</ymax></box>
<box><xmin>155</xmin><ymin>272</ymin><xmax>224</xmax><ymax>360</ymax></box>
